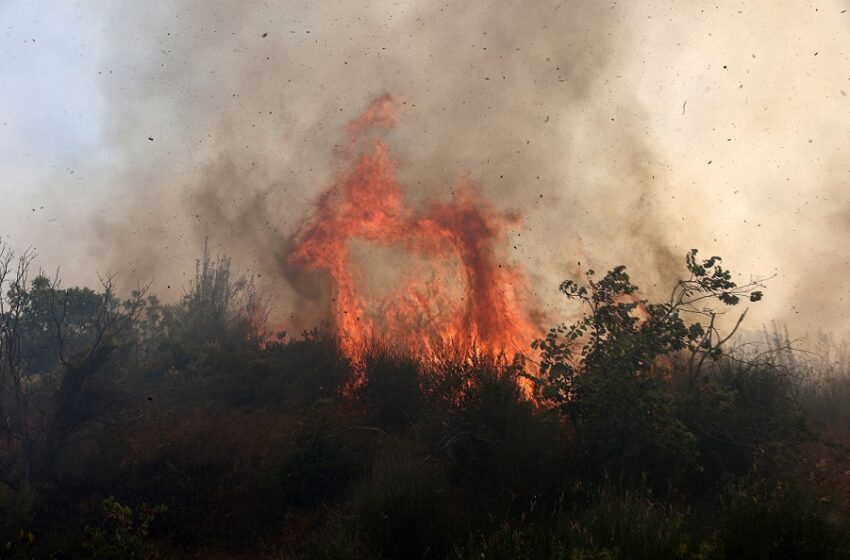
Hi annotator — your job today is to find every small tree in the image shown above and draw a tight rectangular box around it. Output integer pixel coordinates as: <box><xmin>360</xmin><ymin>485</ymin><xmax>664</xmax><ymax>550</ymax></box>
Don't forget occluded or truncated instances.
<box><xmin>0</xmin><ymin>242</ymin><xmax>37</xmax><ymax>484</ymax></box>
<box><xmin>530</xmin><ymin>250</ymin><xmax>767</xmax><ymax>479</ymax></box>
<box><xmin>144</xmin><ymin>242</ymin><xmax>268</xmax><ymax>352</ymax></box>
<box><xmin>0</xmin><ymin>240</ymin><xmax>147</xmax><ymax>485</ymax></box>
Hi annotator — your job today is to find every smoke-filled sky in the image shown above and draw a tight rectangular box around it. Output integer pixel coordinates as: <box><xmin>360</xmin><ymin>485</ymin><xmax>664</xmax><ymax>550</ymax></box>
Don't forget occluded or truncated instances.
<box><xmin>2</xmin><ymin>1</ymin><xmax>849</xmax><ymax>339</ymax></box>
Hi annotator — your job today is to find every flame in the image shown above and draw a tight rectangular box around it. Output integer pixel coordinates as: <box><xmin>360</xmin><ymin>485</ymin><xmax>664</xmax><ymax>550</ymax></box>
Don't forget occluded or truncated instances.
<box><xmin>288</xmin><ymin>95</ymin><xmax>538</xmax><ymax>361</ymax></box>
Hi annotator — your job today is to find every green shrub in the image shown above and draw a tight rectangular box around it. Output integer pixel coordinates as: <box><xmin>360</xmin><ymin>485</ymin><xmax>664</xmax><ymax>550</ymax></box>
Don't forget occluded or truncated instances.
<box><xmin>0</xmin><ymin>485</ymin><xmax>38</xmax><ymax>558</ymax></box>
<box><xmin>262</xmin><ymin>327</ymin><xmax>352</xmax><ymax>404</ymax></box>
<box><xmin>351</xmin><ymin>447</ymin><xmax>453</xmax><ymax>559</ymax></box>
<box><xmin>530</xmin><ymin>251</ymin><xmax>786</xmax><ymax>487</ymax></box>
<box><xmin>454</xmin><ymin>522</ymin><xmax>570</xmax><ymax>560</ymax></box>
<box><xmin>456</xmin><ymin>490</ymin><xmax>698</xmax><ymax>560</ymax></box>
<box><xmin>800</xmin><ymin>373</ymin><xmax>850</xmax><ymax>437</ymax></box>
<box><xmin>82</xmin><ymin>497</ymin><xmax>165</xmax><ymax>560</ymax></box>
<box><xmin>716</xmin><ymin>483</ymin><xmax>847</xmax><ymax>560</ymax></box>
<box><xmin>569</xmin><ymin>490</ymin><xmax>694</xmax><ymax>560</ymax></box>
<box><xmin>678</xmin><ymin>356</ymin><xmax>807</xmax><ymax>491</ymax></box>
<box><xmin>277</xmin><ymin>400</ymin><xmax>366</xmax><ymax>508</ymax></box>
<box><xmin>358</xmin><ymin>344</ymin><xmax>424</xmax><ymax>428</ymax></box>
<box><xmin>430</xmin><ymin>353</ymin><xmax>570</xmax><ymax>516</ymax></box>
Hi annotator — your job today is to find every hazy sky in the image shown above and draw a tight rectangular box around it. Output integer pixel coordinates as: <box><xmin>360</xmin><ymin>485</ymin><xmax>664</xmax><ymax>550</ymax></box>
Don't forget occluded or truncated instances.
<box><xmin>2</xmin><ymin>1</ymin><xmax>850</xmax><ymax>341</ymax></box>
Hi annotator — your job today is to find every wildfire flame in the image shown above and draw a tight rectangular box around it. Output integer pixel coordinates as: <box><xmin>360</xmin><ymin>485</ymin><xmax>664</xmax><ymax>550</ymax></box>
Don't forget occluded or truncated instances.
<box><xmin>288</xmin><ymin>95</ymin><xmax>539</xmax><ymax>361</ymax></box>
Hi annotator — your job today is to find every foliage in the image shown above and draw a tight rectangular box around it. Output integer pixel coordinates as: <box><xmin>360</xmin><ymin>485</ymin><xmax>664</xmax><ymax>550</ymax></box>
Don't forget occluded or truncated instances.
<box><xmin>0</xmin><ymin>240</ymin><xmax>147</xmax><ymax>486</ymax></box>
<box><xmin>529</xmin><ymin>250</ymin><xmax>771</xmax><ymax>484</ymax></box>
<box><xmin>350</xmin><ymin>446</ymin><xmax>454</xmax><ymax>559</ymax></box>
<box><xmin>425</xmin><ymin>352</ymin><xmax>569</xmax><ymax>515</ymax></box>
<box><xmin>532</xmin><ymin>250</ymin><xmax>765</xmax><ymax>404</ymax></box>
<box><xmin>276</xmin><ymin>399</ymin><xmax>366</xmax><ymax>508</ymax></box>
<box><xmin>358</xmin><ymin>342</ymin><xmax>424</xmax><ymax>428</ymax></box>
<box><xmin>82</xmin><ymin>497</ymin><xmax>166</xmax><ymax>560</ymax></box>
<box><xmin>0</xmin><ymin>484</ymin><xmax>37</xmax><ymax>558</ymax></box>
<box><xmin>455</xmin><ymin>490</ymin><xmax>698</xmax><ymax>560</ymax></box>
<box><xmin>567</xmin><ymin>489</ymin><xmax>694</xmax><ymax>560</ymax></box>
<box><xmin>716</xmin><ymin>481</ymin><xmax>847</xmax><ymax>560</ymax></box>
<box><xmin>177</xmin><ymin>240</ymin><xmax>267</xmax><ymax>346</ymax></box>
<box><xmin>0</xmin><ymin>242</ymin><xmax>847</xmax><ymax>559</ymax></box>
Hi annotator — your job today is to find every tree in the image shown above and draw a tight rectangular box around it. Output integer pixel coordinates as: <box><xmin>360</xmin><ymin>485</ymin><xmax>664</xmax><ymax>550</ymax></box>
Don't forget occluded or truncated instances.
<box><xmin>0</xmin><ymin>242</ymin><xmax>37</xmax><ymax>484</ymax></box>
<box><xmin>137</xmin><ymin>242</ymin><xmax>268</xmax><ymax>356</ymax></box>
<box><xmin>181</xmin><ymin>240</ymin><xmax>267</xmax><ymax>344</ymax></box>
<box><xmin>0</xmin><ymin>241</ymin><xmax>147</xmax><ymax>485</ymax></box>
<box><xmin>529</xmin><ymin>250</ymin><xmax>767</xmax><ymax>480</ymax></box>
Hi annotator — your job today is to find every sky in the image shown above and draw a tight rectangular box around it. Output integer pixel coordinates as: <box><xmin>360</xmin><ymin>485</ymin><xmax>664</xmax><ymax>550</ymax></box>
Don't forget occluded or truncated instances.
<box><xmin>2</xmin><ymin>0</ymin><xmax>850</xmax><ymax>342</ymax></box>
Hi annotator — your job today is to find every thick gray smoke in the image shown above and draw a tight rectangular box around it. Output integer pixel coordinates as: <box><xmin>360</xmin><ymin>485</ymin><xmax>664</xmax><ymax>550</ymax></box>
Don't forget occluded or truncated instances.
<box><xmin>4</xmin><ymin>1</ymin><xmax>850</xmax><ymax>339</ymax></box>
<box><xmin>85</xmin><ymin>1</ymin><xmax>678</xmax><ymax>327</ymax></box>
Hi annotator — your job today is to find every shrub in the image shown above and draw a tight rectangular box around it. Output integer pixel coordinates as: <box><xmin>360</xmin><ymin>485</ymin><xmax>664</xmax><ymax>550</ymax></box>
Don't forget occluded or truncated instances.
<box><xmin>358</xmin><ymin>343</ymin><xmax>424</xmax><ymax>428</ymax></box>
<box><xmin>0</xmin><ymin>485</ymin><xmax>37</xmax><ymax>558</ymax></box>
<box><xmin>531</xmin><ymin>251</ymin><xmax>768</xmax><ymax>485</ymax></box>
<box><xmin>716</xmin><ymin>483</ymin><xmax>848</xmax><ymax>560</ymax></box>
<box><xmin>276</xmin><ymin>399</ymin><xmax>367</xmax><ymax>508</ymax></box>
<box><xmin>456</xmin><ymin>490</ymin><xmax>697</xmax><ymax>560</ymax></box>
<box><xmin>454</xmin><ymin>522</ymin><xmax>569</xmax><ymax>560</ymax></box>
<box><xmin>429</xmin><ymin>353</ymin><xmax>570</xmax><ymax>516</ymax></box>
<box><xmin>678</xmin><ymin>355</ymin><xmax>807</xmax><ymax>490</ymax></box>
<box><xmin>351</xmin><ymin>446</ymin><xmax>454</xmax><ymax>559</ymax></box>
<box><xmin>264</xmin><ymin>327</ymin><xmax>351</xmax><ymax>404</ymax></box>
<box><xmin>82</xmin><ymin>497</ymin><xmax>166</xmax><ymax>560</ymax></box>
<box><xmin>568</xmin><ymin>490</ymin><xmax>694</xmax><ymax>560</ymax></box>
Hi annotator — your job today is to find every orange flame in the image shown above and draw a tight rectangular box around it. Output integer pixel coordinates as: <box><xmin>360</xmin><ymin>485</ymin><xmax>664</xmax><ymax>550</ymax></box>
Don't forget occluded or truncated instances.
<box><xmin>288</xmin><ymin>95</ymin><xmax>538</xmax><ymax>361</ymax></box>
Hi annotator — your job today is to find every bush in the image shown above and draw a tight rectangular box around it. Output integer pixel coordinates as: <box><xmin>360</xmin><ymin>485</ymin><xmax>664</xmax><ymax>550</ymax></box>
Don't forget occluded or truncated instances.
<box><xmin>800</xmin><ymin>373</ymin><xmax>850</xmax><ymax>438</ymax></box>
<box><xmin>678</xmin><ymin>356</ymin><xmax>807</xmax><ymax>491</ymax></box>
<box><xmin>456</xmin><ymin>490</ymin><xmax>697</xmax><ymax>560</ymax></box>
<box><xmin>716</xmin><ymin>483</ymin><xmax>847</xmax><ymax>560</ymax></box>
<box><xmin>358</xmin><ymin>343</ymin><xmax>424</xmax><ymax>428</ymax></box>
<box><xmin>4</xmin><ymin>243</ymin><xmax>850</xmax><ymax>558</ymax></box>
<box><xmin>429</xmin><ymin>353</ymin><xmax>570</xmax><ymax>516</ymax></box>
<box><xmin>276</xmin><ymin>399</ymin><xmax>367</xmax><ymax>508</ymax></box>
<box><xmin>115</xmin><ymin>408</ymin><xmax>301</xmax><ymax>548</ymax></box>
<box><xmin>82</xmin><ymin>497</ymin><xmax>166</xmax><ymax>560</ymax></box>
<box><xmin>530</xmin><ymin>251</ymin><xmax>778</xmax><ymax>487</ymax></box>
<box><xmin>155</xmin><ymin>326</ymin><xmax>351</xmax><ymax>409</ymax></box>
<box><xmin>0</xmin><ymin>485</ymin><xmax>37</xmax><ymax>558</ymax></box>
<box><xmin>264</xmin><ymin>327</ymin><xmax>352</xmax><ymax>404</ymax></box>
<box><xmin>351</xmin><ymin>446</ymin><xmax>454</xmax><ymax>559</ymax></box>
<box><xmin>454</xmin><ymin>522</ymin><xmax>569</xmax><ymax>560</ymax></box>
<box><xmin>568</xmin><ymin>490</ymin><xmax>694</xmax><ymax>560</ymax></box>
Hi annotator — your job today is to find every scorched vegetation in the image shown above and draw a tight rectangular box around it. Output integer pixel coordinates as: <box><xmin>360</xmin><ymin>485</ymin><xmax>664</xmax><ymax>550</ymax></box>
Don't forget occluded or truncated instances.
<box><xmin>0</xmin><ymin>241</ymin><xmax>848</xmax><ymax>559</ymax></box>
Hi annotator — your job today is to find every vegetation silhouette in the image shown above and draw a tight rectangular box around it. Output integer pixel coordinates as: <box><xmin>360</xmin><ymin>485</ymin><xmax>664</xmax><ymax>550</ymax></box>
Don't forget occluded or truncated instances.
<box><xmin>0</xmin><ymin>240</ymin><xmax>848</xmax><ymax>559</ymax></box>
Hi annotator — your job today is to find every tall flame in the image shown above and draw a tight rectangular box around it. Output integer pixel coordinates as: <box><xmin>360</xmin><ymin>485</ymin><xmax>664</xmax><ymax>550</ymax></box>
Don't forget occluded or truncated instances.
<box><xmin>288</xmin><ymin>95</ymin><xmax>538</xmax><ymax>361</ymax></box>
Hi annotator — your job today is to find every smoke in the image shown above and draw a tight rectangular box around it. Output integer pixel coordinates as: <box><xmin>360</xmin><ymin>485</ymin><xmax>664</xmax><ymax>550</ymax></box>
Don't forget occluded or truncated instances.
<box><xmin>5</xmin><ymin>1</ymin><xmax>850</xmax><ymax>339</ymax></box>
<box><xmin>78</xmin><ymin>2</ymin><xmax>668</xmax><ymax>324</ymax></box>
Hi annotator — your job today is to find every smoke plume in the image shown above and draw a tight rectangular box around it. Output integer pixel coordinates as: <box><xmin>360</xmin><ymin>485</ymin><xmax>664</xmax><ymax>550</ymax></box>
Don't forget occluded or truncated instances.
<box><xmin>4</xmin><ymin>1</ymin><xmax>850</xmax><ymax>340</ymax></box>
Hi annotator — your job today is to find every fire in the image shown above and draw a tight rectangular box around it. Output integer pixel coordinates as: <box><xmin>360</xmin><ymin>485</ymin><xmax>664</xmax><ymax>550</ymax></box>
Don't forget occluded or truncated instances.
<box><xmin>288</xmin><ymin>95</ymin><xmax>538</xmax><ymax>361</ymax></box>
